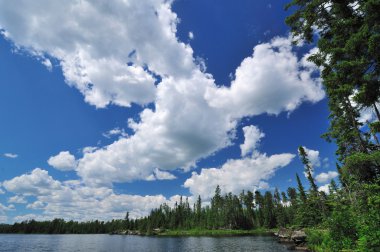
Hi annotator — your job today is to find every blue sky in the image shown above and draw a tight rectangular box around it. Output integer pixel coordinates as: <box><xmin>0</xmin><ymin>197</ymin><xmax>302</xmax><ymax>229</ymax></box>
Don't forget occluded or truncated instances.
<box><xmin>0</xmin><ymin>0</ymin><xmax>339</xmax><ymax>223</ymax></box>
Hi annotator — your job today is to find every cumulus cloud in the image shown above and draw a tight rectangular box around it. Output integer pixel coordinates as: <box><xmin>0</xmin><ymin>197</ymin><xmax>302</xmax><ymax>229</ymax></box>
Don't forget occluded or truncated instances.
<box><xmin>205</xmin><ymin>36</ymin><xmax>324</xmax><ymax>118</ymax></box>
<box><xmin>153</xmin><ymin>168</ymin><xmax>176</xmax><ymax>180</ymax></box>
<box><xmin>0</xmin><ymin>0</ymin><xmax>196</xmax><ymax>108</ymax></box>
<box><xmin>3</xmin><ymin>153</ymin><xmax>18</xmax><ymax>159</ymax></box>
<box><xmin>184</xmin><ymin>126</ymin><xmax>295</xmax><ymax>199</ymax></box>
<box><xmin>2</xmin><ymin>168</ymin><xmax>61</xmax><ymax>195</ymax></box>
<box><xmin>315</xmin><ymin>171</ymin><xmax>339</xmax><ymax>183</ymax></box>
<box><xmin>76</xmin><ymin>36</ymin><xmax>323</xmax><ymax>186</ymax></box>
<box><xmin>184</xmin><ymin>153</ymin><xmax>294</xmax><ymax>199</ymax></box>
<box><xmin>0</xmin><ymin>1</ymin><xmax>324</xmax><ymax>186</ymax></box>
<box><xmin>302</xmin><ymin>146</ymin><xmax>321</xmax><ymax>168</ymax></box>
<box><xmin>318</xmin><ymin>184</ymin><xmax>330</xmax><ymax>194</ymax></box>
<box><xmin>77</xmin><ymin>71</ymin><xmax>237</xmax><ymax>186</ymax></box>
<box><xmin>1</xmin><ymin>169</ymin><xmax>181</xmax><ymax>221</ymax></box>
<box><xmin>240</xmin><ymin>125</ymin><xmax>265</xmax><ymax>157</ymax></box>
<box><xmin>0</xmin><ymin>203</ymin><xmax>14</xmax><ymax>222</ymax></box>
<box><xmin>0</xmin><ymin>203</ymin><xmax>15</xmax><ymax>212</ymax></box>
<box><xmin>26</xmin><ymin>201</ymin><xmax>45</xmax><ymax>210</ymax></box>
<box><xmin>13</xmin><ymin>214</ymin><xmax>44</xmax><ymax>223</ymax></box>
<box><xmin>8</xmin><ymin>195</ymin><xmax>27</xmax><ymax>204</ymax></box>
<box><xmin>102</xmin><ymin>127</ymin><xmax>128</xmax><ymax>139</ymax></box>
<box><xmin>48</xmin><ymin>151</ymin><xmax>77</xmax><ymax>171</ymax></box>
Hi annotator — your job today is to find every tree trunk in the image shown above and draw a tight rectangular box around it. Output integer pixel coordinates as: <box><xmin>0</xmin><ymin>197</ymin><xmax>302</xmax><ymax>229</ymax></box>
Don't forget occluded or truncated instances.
<box><xmin>344</xmin><ymin>96</ymin><xmax>368</xmax><ymax>153</ymax></box>
<box><xmin>373</xmin><ymin>103</ymin><xmax>380</xmax><ymax>122</ymax></box>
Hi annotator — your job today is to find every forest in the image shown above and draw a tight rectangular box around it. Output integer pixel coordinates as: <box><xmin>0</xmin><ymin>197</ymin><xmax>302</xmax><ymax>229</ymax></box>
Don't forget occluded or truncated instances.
<box><xmin>0</xmin><ymin>1</ymin><xmax>380</xmax><ymax>251</ymax></box>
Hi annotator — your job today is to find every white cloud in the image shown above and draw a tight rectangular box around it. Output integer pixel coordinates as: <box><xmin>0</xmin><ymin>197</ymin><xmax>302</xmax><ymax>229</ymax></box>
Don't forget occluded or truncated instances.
<box><xmin>184</xmin><ymin>127</ymin><xmax>294</xmax><ymax>199</ymax></box>
<box><xmin>8</xmin><ymin>195</ymin><xmax>27</xmax><ymax>204</ymax></box>
<box><xmin>0</xmin><ymin>0</ymin><xmax>196</xmax><ymax>108</ymax></box>
<box><xmin>76</xmin><ymin>36</ymin><xmax>323</xmax><ymax>186</ymax></box>
<box><xmin>240</xmin><ymin>125</ymin><xmax>265</xmax><ymax>157</ymax></box>
<box><xmin>315</xmin><ymin>171</ymin><xmax>339</xmax><ymax>183</ymax></box>
<box><xmin>77</xmin><ymin>71</ymin><xmax>237</xmax><ymax>186</ymax></box>
<box><xmin>0</xmin><ymin>203</ymin><xmax>15</xmax><ymax>212</ymax></box>
<box><xmin>0</xmin><ymin>215</ymin><xmax>7</xmax><ymax>223</ymax></box>
<box><xmin>3</xmin><ymin>153</ymin><xmax>18</xmax><ymax>158</ymax></box>
<box><xmin>205</xmin><ymin>36</ymin><xmax>324</xmax><ymax>119</ymax></box>
<box><xmin>0</xmin><ymin>1</ymin><xmax>324</xmax><ymax>186</ymax></box>
<box><xmin>102</xmin><ymin>127</ymin><xmax>128</xmax><ymax>139</ymax></box>
<box><xmin>82</xmin><ymin>146</ymin><xmax>98</xmax><ymax>154</ymax></box>
<box><xmin>1</xmin><ymin>169</ymin><xmax>180</xmax><ymax>221</ymax></box>
<box><xmin>0</xmin><ymin>203</ymin><xmax>13</xmax><ymax>223</ymax></box>
<box><xmin>153</xmin><ymin>168</ymin><xmax>176</xmax><ymax>180</ymax></box>
<box><xmin>13</xmin><ymin>214</ymin><xmax>46</xmax><ymax>223</ymax></box>
<box><xmin>184</xmin><ymin>153</ymin><xmax>294</xmax><ymax>200</ymax></box>
<box><xmin>318</xmin><ymin>184</ymin><xmax>330</xmax><ymax>194</ymax></box>
<box><xmin>48</xmin><ymin>151</ymin><xmax>77</xmax><ymax>171</ymax></box>
<box><xmin>188</xmin><ymin>31</ymin><xmax>194</xmax><ymax>40</ymax></box>
<box><xmin>26</xmin><ymin>201</ymin><xmax>45</xmax><ymax>210</ymax></box>
<box><xmin>2</xmin><ymin>168</ymin><xmax>62</xmax><ymax>195</ymax></box>
<box><xmin>349</xmin><ymin>90</ymin><xmax>378</xmax><ymax>127</ymax></box>
<box><xmin>41</xmin><ymin>58</ymin><xmax>52</xmax><ymax>71</ymax></box>
<box><xmin>302</xmin><ymin>146</ymin><xmax>321</xmax><ymax>168</ymax></box>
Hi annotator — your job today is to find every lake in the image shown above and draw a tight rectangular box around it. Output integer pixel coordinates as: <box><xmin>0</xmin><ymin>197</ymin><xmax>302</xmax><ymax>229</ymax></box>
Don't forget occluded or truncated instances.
<box><xmin>0</xmin><ymin>234</ymin><xmax>290</xmax><ymax>251</ymax></box>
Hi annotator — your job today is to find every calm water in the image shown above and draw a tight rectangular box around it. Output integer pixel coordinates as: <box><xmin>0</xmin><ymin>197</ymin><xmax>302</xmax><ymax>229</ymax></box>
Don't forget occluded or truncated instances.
<box><xmin>0</xmin><ymin>234</ymin><xmax>289</xmax><ymax>252</ymax></box>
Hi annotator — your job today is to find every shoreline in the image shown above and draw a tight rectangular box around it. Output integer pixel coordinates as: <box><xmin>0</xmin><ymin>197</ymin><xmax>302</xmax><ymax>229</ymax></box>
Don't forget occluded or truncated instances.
<box><xmin>156</xmin><ymin>228</ymin><xmax>272</xmax><ymax>237</ymax></box>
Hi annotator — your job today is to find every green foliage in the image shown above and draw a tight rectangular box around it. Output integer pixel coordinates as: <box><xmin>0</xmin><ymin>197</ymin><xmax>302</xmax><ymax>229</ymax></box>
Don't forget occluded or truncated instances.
<box><xmin>343</xmin><ymin>151</ymin><xmax>380</xmax><ymax>183</ymax></box>
<box><xmin>356</xmin><ymin>183</ymin><xmax>380</xmax><ymax>252</ymax></box>
<box><xmin>286</xmin><ymin>0</ymin><xmax>380</xmax><ymax>250</ymax></box>
<box><xmin>306</xmin><ymin>229</ymin><xmax>333</xmax><ymax>252</ymax></box>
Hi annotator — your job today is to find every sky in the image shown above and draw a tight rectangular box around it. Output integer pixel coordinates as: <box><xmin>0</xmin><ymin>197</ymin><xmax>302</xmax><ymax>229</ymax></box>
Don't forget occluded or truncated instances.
<box><xmin>0</xmin><ymin>0</ymin><xmax>340</xmax><ymax>223</ymax></box>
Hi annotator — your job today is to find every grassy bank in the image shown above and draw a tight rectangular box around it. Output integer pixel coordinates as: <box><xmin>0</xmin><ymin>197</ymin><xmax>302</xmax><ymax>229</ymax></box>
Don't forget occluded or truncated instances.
<box><xmin>158</xmin><ymin>228</ymin><xmax>272</xmax><ymax>237</ymax></box>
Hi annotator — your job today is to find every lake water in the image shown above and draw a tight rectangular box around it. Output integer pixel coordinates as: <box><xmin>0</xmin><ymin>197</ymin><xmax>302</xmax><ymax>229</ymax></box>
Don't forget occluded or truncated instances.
<box><xmin>0</xmin><ymin>234</ymin><xmax>290</xmax><ymax>251</ymax></box>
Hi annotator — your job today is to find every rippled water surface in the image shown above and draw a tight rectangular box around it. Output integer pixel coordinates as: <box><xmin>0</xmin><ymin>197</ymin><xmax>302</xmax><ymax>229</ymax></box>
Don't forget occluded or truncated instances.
<box><xmin>0</xmin><ymin>234</ymin><xmax>290</xmax><ymax>251</ymax></box>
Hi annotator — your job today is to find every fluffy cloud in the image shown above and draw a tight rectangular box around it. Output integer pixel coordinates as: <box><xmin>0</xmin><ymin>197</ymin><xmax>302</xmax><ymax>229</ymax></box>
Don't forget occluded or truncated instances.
<box><xmin>76</xmin><ymin>37</ymin><xmax>322</xmax><ymax>186</ymax></box>
<box><xmin>3</xmin><ymin>153</ymin><xmax>18</xmax><ymax>159</ymax></box>
<box><xmin>315</xmin><ymin>171</ymin><xmax>339</xmax><ymax>183</ymax></box>
<box><xmin>77</xmin><ymin>71</ymin><xmax>236</xmax><ymax>186</ymax></box>
<box><xmin>302</xmin><ymin>146</ymin><xmax>321</xmax><ymax>168</ymax></box>
<box><xmin>8</xmin><ymin>195</ymin><xmax>27</xmax><ymax>204</ymax></box>
<box><xmin>0</xmin><ymin>203</ymin><xmax>13</xmax><ymax>222</ymax></box>
<box><xmin>0</xmin><ymin>203</ymin><xmax>15</xmax><ymax>213</ymax></box>
<box><xmin>318</xmin><ymin>184</ymin><xmax>330</xmax><ymax>194</ymax></box>
<box><xmin>153</xmin><ymin>168</ymin><xmax>176</xmax><ymax>180</ymax></box>
<box><xmin>1</xmin><ymin>169</ymin><xmax>180</xmax><ymax>221</ymax></box>
<box><xmin>145</xmin><ymin>168</ymin><xmax>177</xmax><ymax>181</ymax></box>
<box><xmin>0</xmin><ymin>0</ymin><xmax>196</xmax><ymax>108</ymax></box>
<box><xmin>102</xmin><ymin>127</ymin><xmax>128</xmax><ymax>139</ymax></box>
<box><xmin>48</xmin><ymin>151</ymin><xmax>77</xmax><ymax>171</ymax></box>
<box><xmin>184</xmin><ymin>126</ymin><xmax>295</xmax><ymax>199</ymax></box>
<box><xmin>240</xmin><ymin>125</ymin><xmax>265</xmax><ymax>157</ymax></box>
<box><xmin>2</xmin><ymin>168</ymin><xmax>61</xmax><ymax>195</ymax></box>
<box><xmin>184</xmin><ymin>153</ymin><xmax>294</xmax><ymax>199</ymax></box>
<box><xmin>0</xmin><ymin>1</ymin><xmax>324</xmax><ymax>186</ymax></box>
<box><xmin>205</xmin><ymin>37</ymin><xmax>324</xmax><ymax>118</ymax></box>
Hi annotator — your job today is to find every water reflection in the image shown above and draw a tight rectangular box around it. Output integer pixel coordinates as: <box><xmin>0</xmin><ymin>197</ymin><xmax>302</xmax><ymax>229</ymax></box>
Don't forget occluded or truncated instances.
<box><xmin>0</xmin><ymin>234</ymin><xmax>289</xmax><ymax>252</ymax></box>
